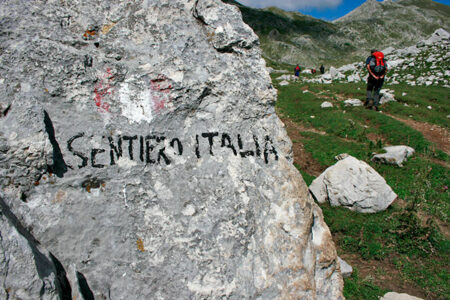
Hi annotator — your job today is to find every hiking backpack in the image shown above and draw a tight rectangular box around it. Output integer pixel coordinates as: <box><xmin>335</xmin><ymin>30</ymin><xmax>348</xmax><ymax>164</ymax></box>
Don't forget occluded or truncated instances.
<box><xmin>370</xmin><ymin>51</ymin><xmax>386</xmax><ymax>74</ymax></box>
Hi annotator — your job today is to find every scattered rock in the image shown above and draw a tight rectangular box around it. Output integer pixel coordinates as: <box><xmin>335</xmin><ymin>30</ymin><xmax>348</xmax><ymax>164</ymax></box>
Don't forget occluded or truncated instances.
<box><xmin>306</xmin><ymin>29</ymin><xmax>449</xmax><ymax>87</ymax></box>
<box><xmin>309</xmin><ymin>155</ymin><xmax>397</xmax><ymax>213</ymax></box>
<box><xmin>380</xmin><ymin>89</ymin><xmax>396</xmax><ymax>104</ymax></box>
<box><xmin>344</xmin><ymin>99</ymin><xmax>363</xmax><ymax>106</ymax></box>
<box><xmin>380</xmin><ymin>292</ymin><xmax>423</xmax><ymax>300</ymax></box>
<box><xmin>321</xmin><ymin>101</ymin><xmax>333</xmax><ymax>108</ymax></box>
<box><xmin>279</xmin><ymin>80</ymin><xmax>289</xmax><ymax>86</ymax></box>
<box><xmin>372</xmin><ymin>146</ymin><xmax>415</xmax><ymax>167</ymax></box>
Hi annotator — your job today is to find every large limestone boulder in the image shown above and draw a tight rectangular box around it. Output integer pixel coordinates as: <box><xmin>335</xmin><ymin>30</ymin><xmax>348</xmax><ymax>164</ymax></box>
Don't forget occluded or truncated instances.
<box><xmin>309</xmin><ymin>156</ymin><xmax>397</xmax><ymax>213</ymax></box>
<box><xmin>0</xmin><ymin>0</ymin><xmax>343</xmax><ymax>298</ymax></box>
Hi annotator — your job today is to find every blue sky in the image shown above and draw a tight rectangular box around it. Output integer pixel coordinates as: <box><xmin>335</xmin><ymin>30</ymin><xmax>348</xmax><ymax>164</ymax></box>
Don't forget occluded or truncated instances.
<box><xmin>237</xmin><ymin>0</ymin><xmax>450</xmax><ymax>21</ymax></box>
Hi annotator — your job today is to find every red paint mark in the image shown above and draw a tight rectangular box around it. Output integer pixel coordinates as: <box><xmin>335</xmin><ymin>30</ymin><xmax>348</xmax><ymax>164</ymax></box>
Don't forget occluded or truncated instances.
<box><xmin>93</xmin><ymin>68</ymin><xmax>115</xmax><ymax>112</ymax></box>
<box><xmin>150</xmin><ymin>75</ymin><xmax>172</xmax><ymax>113</ymax></box>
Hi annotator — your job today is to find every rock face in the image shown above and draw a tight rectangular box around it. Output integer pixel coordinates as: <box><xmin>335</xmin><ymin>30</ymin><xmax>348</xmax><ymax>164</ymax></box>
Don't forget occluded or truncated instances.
<box><xmin>309</xmin><ymin>156</ymin><xmax>397</xmax><ymax>213</ymax></box>
<box><xmin>0</xmin><ymin>0</ymin><xmax>343</xmax><ymax>298</ymax></box>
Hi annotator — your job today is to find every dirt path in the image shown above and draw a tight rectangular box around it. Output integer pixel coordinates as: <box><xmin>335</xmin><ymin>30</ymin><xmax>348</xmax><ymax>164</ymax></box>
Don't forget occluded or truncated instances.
<box><xmin>280</xmin><ymin>117</ymin><xmax>327</xmax><ymax>176</ymax></box>
<box><xmin>385</xmin><ymin>114</ymin><xmax>450</xmax><ymax>155</ymax></box>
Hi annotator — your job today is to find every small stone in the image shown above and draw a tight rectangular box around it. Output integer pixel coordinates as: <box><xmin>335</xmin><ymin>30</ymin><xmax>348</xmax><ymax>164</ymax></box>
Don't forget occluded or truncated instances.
<box><xmin>320</xmin><ymin>101</ymin><xmax>333</xmax><ymax>108</ymax></box>
<box><xmin>338</xmin><ymin>257</ymin><xmax>353</xmax><ymax>278</ymax></box>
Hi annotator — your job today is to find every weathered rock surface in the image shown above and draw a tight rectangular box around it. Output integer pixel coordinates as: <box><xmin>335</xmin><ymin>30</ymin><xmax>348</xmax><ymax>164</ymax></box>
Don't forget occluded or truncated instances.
<box><xmin>372</xmin><ymin>145</ymin><xmax>415</xmax><ymax>167</ymax></box>
<box><xmin>380</xmin><ymin>292</ymin><xmax>423</xmax><ymax>300</ymax></box>
<box><xmin>309</xmin><ymin>156</ymin><xmax>397</xmax><ymax>213</ymax></box>
<box><xmin>0</xmin><ymin>0</ymin><xmax>343</xmax><ymax>298</ymax></box>
<box><xmin>0</xmin><ymin>196</ymin><xmax>67</xmax><ymax>300</ymax></box>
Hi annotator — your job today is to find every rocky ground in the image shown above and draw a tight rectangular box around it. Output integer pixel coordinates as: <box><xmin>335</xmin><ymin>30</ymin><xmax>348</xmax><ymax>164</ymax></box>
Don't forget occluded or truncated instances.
<box><xmin>302</xmin><ymin>29</ymin><xmax>450</xmax><ymax>88</ymax></box>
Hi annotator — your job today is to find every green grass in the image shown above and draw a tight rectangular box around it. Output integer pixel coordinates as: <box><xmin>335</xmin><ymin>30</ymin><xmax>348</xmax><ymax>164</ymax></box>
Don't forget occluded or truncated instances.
<box><xmin>322</xmin><ymin>204</ymin><xmax>450</xmax><ymax>298</ymax></box>
<box><xmin>275</xmin><ymin>80</ymin><xmax>450</xmax><ymax>298</ymax></box>
<box><xmin>385</xmin><ymin>84</ymin><xmax>450</xmax><ymax>129</ymax></box>
<box><xmin>344</xmin><ymin>269</ymin><xmax>388</xmax><ymax>300</ymax></box>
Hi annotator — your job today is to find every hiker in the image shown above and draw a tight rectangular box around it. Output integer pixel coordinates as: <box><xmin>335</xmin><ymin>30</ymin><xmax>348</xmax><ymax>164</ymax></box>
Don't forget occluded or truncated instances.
<box><xmin>294</xmin><ymin>64</ymin><xmax>301</xmax><ymax>79</ymax></box>
<box><xmin>365</xmin><ymin>49</ymin><xmax>388</xmax><ymax>111</ymax></box>
<box><xmin>311</xmin><ymin>68</ymin><xmax>316</xmax><ymax>74</ymax></box>
<box><xmin>320</xmin><ymin>64</ymin><xmax>325</xmax><ymax>74</ymax></box>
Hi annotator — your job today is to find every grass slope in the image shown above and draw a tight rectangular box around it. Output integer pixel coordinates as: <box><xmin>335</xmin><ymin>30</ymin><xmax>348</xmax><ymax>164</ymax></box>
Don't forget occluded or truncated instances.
<box><xmin>274</xmin><ymin>76</ymin><xmax>449</xmax><ymax>299</ymax></box>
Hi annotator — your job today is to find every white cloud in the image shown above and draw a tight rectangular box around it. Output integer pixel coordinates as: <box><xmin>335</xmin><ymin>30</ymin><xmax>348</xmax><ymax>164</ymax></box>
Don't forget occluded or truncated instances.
<box><xmin>237</xmin><ymin>0</ymin><xmax>343</xmax><ymax>11</ymax></box>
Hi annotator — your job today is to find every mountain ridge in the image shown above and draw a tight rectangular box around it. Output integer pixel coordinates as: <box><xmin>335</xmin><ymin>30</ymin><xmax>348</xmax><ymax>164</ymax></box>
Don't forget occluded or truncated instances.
<box><xmin>224</xmin><ymin>0</ymin><xmax>450</xmax><ymax>67</ymax></box>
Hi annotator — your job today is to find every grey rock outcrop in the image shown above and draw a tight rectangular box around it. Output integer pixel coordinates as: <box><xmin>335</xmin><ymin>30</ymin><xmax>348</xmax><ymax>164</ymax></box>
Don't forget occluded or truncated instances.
<box><xmin>0</xmin><ymin>0</ymin><xmax>343</xmax><ymax>299</ymax></box>
<box><xmin>309</xmin><ymin>156</ymin><xmax>397</xmax><ymax>213</ymax></box>
<box><xmin>372</xmin><ymin>145</ymin><xmax>415</xmax><ymax>167</ymax></box>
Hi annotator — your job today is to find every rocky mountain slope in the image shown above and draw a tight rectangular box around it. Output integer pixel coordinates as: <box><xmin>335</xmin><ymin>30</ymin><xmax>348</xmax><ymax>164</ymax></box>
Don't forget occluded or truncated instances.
<box><xmin>303</xmin><ymin>28</ymin><xmax>450</xmax><ymax>87</ymax></box>
<box><xmin>224</xmin><ymin>0</ymin><xmax>450</xmax><ymax>67</ymax></box>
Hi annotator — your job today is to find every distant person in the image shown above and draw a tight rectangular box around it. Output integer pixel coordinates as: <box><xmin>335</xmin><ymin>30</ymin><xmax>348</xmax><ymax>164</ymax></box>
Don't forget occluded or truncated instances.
<box><xmin>320</xmin><ymin>64</ymin><xmax>325</xmax><ymax>74</ymax></box>
<box><xmin>311</xmin><ymin>68</ymin><xmax>316</xmax><ymax>74</ymax></box>
<box><xmin>294</xmin><ymin>64</ymin><xmax>301</xmax><ymax>79</ymax></box>
<box><xmin>365</xmin><ymin>49</ymin><xmax>387</xmax><ymax>111</ymax></box>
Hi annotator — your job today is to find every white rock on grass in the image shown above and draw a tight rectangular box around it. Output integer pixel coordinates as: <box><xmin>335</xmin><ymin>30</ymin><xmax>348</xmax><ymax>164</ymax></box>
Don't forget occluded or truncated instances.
<box><xmin>309</xmin><ymin>155</ymin><xmax>397</xmax><ymax>213</ymax></box>
<box><xmin>277</xmin><ymin>74</ymin><xmax>294</xmax><ymax>81</ymax></box>
<box><xmin>279</xmin><ymin>80</ymin><xmax>289</xmax><ymax>86</ymax></box>
<box><xmin>330</xmin><ymin>67</ymin><xmax>345</xmax><ymax>80</ymax></box>
<box><xmin>372</xmin><ymin>146</ymin><xmax>415</xmax><ymax>167</ymax></box>
<box><xmin>344</xmin><ymin>99</ymin><xmax>363</xmax><ymax>106</ymax></box>
<box><xmin>380</xmin><ymin>292</ymin><xmax>423</xmax><ymax>300</ymax></box>
<box><xmin>347</xmin><ymin>74</ymin><xmax>360</xmax><ymax>83</ymax></box>
<box><xmin>380</xmin><ymin>89</ymin><xmax>396</xmax><ymax>104</ymax></box>
<box><xmin>337</xmin><ymin>257</ymin><xmax>353</xmax><ymax>278</ymax></box>
<box><xmin>321</xmin><ymin>101</ymin><xmax>333</xmax><ymax>108</ymax></box>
